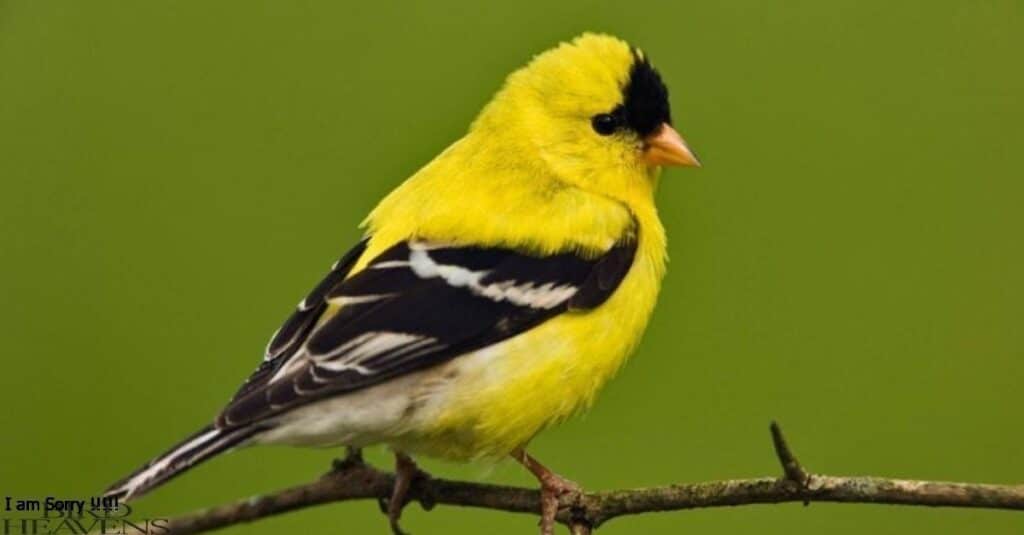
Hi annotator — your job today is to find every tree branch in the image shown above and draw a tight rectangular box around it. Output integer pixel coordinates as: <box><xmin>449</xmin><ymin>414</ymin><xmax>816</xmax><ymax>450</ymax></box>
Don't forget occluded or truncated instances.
<box><xmin>155</xmin><ymin>423</ymin><xmax>1024</xmax><ymax>534</ymax></box>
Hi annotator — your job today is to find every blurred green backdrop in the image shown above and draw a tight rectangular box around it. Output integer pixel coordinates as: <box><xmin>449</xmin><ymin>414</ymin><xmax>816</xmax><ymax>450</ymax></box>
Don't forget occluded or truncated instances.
<box><xmin>1</xmin><ymin>1</ymin><xmax>1021</xmax><ymax>534</ymax></box>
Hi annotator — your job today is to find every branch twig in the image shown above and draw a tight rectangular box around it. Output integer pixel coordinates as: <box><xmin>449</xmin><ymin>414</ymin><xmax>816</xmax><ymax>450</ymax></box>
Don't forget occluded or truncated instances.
<box><xmin>770</xmin><ymin>420</ymin><xmax>810</xmax><ymax>486</ymax></box>
<box><xmin>154</xmin><ymin>423</ymin><xmax>1024</xmax><ymax>534</ymax></box>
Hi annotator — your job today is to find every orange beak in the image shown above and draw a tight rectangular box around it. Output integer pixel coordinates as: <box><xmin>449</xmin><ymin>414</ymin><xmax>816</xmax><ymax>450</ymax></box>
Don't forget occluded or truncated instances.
<box><xmin>643</xmin><ymin>123</ymin><xmax>701</xmax><ymax>167</ymax></box>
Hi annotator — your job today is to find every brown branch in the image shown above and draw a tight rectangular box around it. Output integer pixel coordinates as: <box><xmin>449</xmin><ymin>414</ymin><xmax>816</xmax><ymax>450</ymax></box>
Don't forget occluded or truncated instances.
<box><xmin>770</xmin><ymin>420</ymin><xmax>810</xmax><ymax>486</ymax></box>
<box><xmin>153</xmin><ymin>423</ymin><xmax>1024</xmax><ymax>535</ymax></box>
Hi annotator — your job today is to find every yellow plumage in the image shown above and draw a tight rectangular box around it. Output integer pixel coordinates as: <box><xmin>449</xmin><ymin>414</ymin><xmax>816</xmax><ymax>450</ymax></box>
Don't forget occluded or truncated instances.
<box><xmin>351</xmin><ymin>34</ymin><xmax>669</xmax><ymax>459</ymax></box>
<box><xmin>106</xmin><ymin>33</ymin><xmax>699</xmax><ymax>535</ymax></box>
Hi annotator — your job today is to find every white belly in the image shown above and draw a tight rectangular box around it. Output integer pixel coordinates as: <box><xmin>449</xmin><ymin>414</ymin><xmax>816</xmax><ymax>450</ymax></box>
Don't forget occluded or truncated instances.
<box><xmin>252</xmin><ymin>357</ymin><xmax>470</xmax><ymax>448</ymax></box>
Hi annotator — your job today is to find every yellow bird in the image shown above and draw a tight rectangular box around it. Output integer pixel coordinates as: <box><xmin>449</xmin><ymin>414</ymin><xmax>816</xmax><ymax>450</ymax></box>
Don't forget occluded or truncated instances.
<box><xmin>105</xmin><ymin>33</ymin><xmax>699</xmax><ymax>535</ymax></box>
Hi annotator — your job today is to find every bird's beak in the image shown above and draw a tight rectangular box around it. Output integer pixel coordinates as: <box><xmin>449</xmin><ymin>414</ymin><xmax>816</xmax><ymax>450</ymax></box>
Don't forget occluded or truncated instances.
<box><xmin>643</xmin><ymin>123</ymin><xmax>701</xmax><ymax>167</ymax></box>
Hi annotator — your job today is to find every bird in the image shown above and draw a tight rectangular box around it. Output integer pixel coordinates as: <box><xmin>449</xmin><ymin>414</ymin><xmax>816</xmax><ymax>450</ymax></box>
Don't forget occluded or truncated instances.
<box><xmin>104</xmin><ymin>33</ymin><xmax>700</xmax><ymax>535</ymax></box>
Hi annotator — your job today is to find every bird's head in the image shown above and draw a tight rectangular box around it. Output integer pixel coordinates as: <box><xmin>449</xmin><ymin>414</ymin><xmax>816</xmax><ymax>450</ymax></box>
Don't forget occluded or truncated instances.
<box><xmin>471</xmin><ymin>33</ymin><xmax>699</xmax><ymax>201</ymax></box>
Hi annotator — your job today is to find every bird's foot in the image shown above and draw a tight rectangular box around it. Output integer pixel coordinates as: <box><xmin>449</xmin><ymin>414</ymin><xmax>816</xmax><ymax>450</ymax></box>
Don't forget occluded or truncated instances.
<box><xmin>377</xmin><ymin>453</ymin><xmax>432</xmax><ymax>535</ymax></box>
<box><xmin>329</xmin><ymin>446</ymin><xmax>365</xmax><ymax>474</ymax></box>
<box><xmin>513</xmin><ymin>449</ymin><xmax>583</xmax><ymax>535</ymax></box>
<box><xmin>538</xmin><ymin>473</ymin><xmax>582</xmax><ymax>535</ymax></box>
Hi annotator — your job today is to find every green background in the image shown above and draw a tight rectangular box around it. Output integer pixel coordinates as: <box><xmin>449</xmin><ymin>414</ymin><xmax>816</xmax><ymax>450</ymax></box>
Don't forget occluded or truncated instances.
<box><xmin>1</xmin><ymin>1</ymin><xmax>1021</xmax><ymax>533</ymax></box>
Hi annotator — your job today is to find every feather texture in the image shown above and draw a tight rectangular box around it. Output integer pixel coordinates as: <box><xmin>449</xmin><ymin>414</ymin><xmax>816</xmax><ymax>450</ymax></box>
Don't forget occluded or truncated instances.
<box><xmin>219</xmin><ymin>231</ymin><xmax>638</xmax><ymax>428</ymax></box>
<box><xmin>105</xmin><ymin>33</ymin><xmax>676</xmax><ymax>501</ymax></box>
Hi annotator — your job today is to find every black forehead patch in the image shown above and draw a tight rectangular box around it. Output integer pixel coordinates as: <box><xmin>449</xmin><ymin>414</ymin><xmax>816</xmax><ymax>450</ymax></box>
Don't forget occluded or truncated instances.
<box><xmin>621</xmin><ymin>51</ymin><xmax>671</xmax><ymax>137</ymax></box>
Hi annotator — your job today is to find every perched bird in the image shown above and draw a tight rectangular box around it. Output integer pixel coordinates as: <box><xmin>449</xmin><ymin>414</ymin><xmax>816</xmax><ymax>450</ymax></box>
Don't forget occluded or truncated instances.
<box><xmin>105</xmin><ymin>33</ymin><xmax>699</xmax><ymax>534</ymax></box>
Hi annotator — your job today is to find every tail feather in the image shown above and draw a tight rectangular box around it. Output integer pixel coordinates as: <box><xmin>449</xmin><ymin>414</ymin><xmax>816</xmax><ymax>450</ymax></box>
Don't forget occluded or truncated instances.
<box><xmin>104</xmin><ymin>424</ymin><xmax>262</xmax><ymax>501</ymax></box>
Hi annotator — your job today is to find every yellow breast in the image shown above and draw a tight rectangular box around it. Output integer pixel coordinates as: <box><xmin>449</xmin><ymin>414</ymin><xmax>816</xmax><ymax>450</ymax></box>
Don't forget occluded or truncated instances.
<box><xmin>391</xmin><ymin>205</ymin><xmax>666</xmax><ymax>460</ymax></box>
<box><xmin>355</xmin><ymin>130</ymin><xmax>668</xmax><ymax>460</ymax></box>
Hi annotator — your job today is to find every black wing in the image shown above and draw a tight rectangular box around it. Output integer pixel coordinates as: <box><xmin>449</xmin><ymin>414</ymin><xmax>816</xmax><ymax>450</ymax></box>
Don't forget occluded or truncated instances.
<box><xmin>218</xmin><ymin>227</ymin><xmax>637</xmax><ymax>428</ymax></box>
<box><xmin>229</xmin><ymin>239</ymin><xmax>368</xmax><ymax>401</ymax></box>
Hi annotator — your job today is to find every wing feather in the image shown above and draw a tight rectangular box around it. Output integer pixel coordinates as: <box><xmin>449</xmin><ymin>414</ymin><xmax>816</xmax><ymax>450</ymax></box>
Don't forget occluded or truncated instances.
<box><xmin>218</xmin><ymin>226</ymin><xmax>637</xmax><ymax>428</ymax></box>
<box><xmin>231</xmin><ymin>239</ymin><xmax>368</xmax><ymax>401</ymax></box>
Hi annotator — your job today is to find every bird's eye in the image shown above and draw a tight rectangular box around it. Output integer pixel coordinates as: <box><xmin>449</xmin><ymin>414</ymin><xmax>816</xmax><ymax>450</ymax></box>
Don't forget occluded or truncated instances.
<box><xmin>591</xmin><ymin>113</ymin><xmax>618</xmax><ymax>136</ymax></box>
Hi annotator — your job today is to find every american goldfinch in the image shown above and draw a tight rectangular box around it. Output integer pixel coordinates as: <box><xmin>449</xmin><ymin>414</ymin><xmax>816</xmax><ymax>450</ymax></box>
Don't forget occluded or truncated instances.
<box><xmin>105</xmin><ymin>33</ymin><xmax>699</xmax><ymax>535</ymax></box>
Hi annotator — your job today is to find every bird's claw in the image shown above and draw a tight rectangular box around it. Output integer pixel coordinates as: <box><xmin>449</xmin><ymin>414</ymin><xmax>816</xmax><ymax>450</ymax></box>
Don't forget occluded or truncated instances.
<box><xmin>330</xmin><ymin>447</ymin><xmax>365</xmax><ymax>475</ymax></box>
<box><xmin>511</xmin><ymin>449</ymin><xmax>584</xmax><ymax>535</ymax></box>
<box><xmin>383</xmin><ymin>453</ymin><xmax>433</xmax><ymax>535</ymax></box>
<box><xmin>405</xmin><ymin>468</ymin><xmax>437</xmax><ymax>511</ymax></box>
<box><xmin>538</xmin><ymin>475</ymin><xmax>582</xmax><ymax>535</ymax></box>
<box><xmin>388</xmin><ymin>512</ymin><xmax>410</xmax><ymax>535</ymax></box>
<box><xmin>379</xmin><ymin>493</ymin><xmax>410</xmax><ymax>535</ymax></box>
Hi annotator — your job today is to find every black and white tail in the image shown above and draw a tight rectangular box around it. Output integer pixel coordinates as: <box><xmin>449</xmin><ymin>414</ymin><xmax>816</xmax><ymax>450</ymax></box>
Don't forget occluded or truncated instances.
<box><xmin>104</xmin><ymin>424</ymin><xmax>263</xmax><ymax>501</ymax></box>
